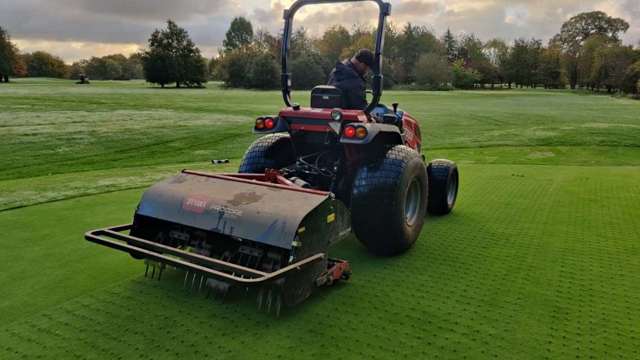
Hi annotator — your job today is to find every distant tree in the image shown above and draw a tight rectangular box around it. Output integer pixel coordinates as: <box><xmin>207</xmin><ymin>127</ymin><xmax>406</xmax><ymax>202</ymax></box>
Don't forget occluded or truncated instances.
<box><xmin>290</xmin><ymin>53</ymin><xmax>326</xmax><ymax>90</ymax></box>
<box><xmin>12</xmin><ymin>55</ymin><xmax>27</xmax><ymax>77</ymax></box>
<box><xmin>555</xmin><ymin>11</ymin><xmax>629</xmax><ymax>51</ymax></box>
<box><xmin>591</xmin><ymin>44</ymin><xmax>637</xmax><ymax>92</ymax></box>
<box><xmin>292</xmin><ymin>28</ymin><xmax>331</xmax><ymax>77</ymax></box>
<box><xmin>484</xmin><ymin>39</ymin><xmax>509</xmax><ymax>86</ymax></box>
<box><xmin>316</xmin><ymin>25</ymin><xmax>351</xmax><ymax>64</ymax></box>
<box><xmin>577</xmin><ymin>35</ymin><xmax>608</xmax><ymax>89</ymax></box>
<box><xmin>209</xmin><ymin>56</ymin><xmax>221</xmax><ymax>80</ymax></box>
<box><xmin>396</xmin><ymin>24</ymin><xmax>442</xmax><ymax>83</ymax></box>
<box><xmin>143</xmin><ymin>50</ymin><xmax>172</xmax><ymax>87</ymax></box>
<box><xmin>560</xmin><ymin>51</ymin><xmax>580</xmax><ymax>90</ymax></box>
<box><xmin>223</xmin><ymin>17</ymin><xmax>254</xmax><ymax>52</ymax></box>
<box><xmin>104</xmin><ymin>59</ymin><xmax>123</xmax><ymax>80</ymax></box>
<box><xmin>85</xmin><ymin>54</ymin><xmax>129</xmax><ymax>80</ymax></box>
<box><xmin>451</xmin><ymin>59</ymin><xmax>480</xmax><ymax>89</ymax></box>
<box><xmin>339</xmin><ymin>26</ymin><xmax>375</xmax><ymax>62</ymax></box>
<box><xmin>123</xmin><ymin>53</ymin><xmax>144</xmax><ymax>79</ymax></box>
<box><xmin>539</xmin><ymin>46</ymin><xmax>565</xmax><ymax>88</ymax></box>
<box><xmin>384</xmin><ymin>23</ymin><xmax>400</xmax><ymax>64</ymax></box>
<box><xmin>142</xmin><ymin>20</ymin><xmax>208</xmax><ymax>88</ymax></box>
<box><xmin>247</xmin><ymin>52</ymin><xmax>279</xmax><ymax>89</ymax></box>
<box><xmin>621</xmin><ymin>61</ymin><xmax>640</xmax><ymax>94</ymax></box>
<box><xmin>69</xmin><ymin>59</ymin><xmax>88</xmax><ymax>80</ymax></box>
<box><xmin>506</xmin><ymin>38</ymin><xmax>542</xmax><ymax>88</ymax></box>
<box><xmin>216</xmin><ymin>46</ymin><xmax>256</xmax><ymax>88</ymax></box>
<box><xmin>24</xmin><ymin>51</ymin><xmax>68</xmax><ymax>78</ymax></box>
<box><xmin>254</xmin><ymin>30</ymin><xmax>280</xmax><ymax>58</ymax></box>
<box><xmin>457</xmin><ymin>34</ymin><xmax>483</xmax><ymax>64</ymax></box>
<box><xmin>484</xmin><ymin>39</ymin><xmax>508</xmax><ymax>66</ymax></box>
<box><xmin>414</xmin><ymin>52</ymin><xmax>451</xmax><ymax>89</ymax></box>
<box><xmin>0</xmin><ymin>26</ymin><xmax>19</xmax><ymax>82</ymax></box>
<box><xmin>553</xmin><ymin>11</ymin><xmax>630</xmax><ymax>89</ymax></box>
<box><xmin>442</xmin><ymin>28</ymin><xmax>458</xmax><ymax>63</ymax></box>
<box><xmin>458</xmin><ymin>35</ymin><xmax>499</xmax><ymax>87</ymax></box>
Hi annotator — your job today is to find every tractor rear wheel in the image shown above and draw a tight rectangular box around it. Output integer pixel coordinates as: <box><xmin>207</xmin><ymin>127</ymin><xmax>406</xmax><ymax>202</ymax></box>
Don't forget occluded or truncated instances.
<box><xmin>427</xmin><ymin>159</ymin><xmax>459</xmax><ymax>215</ymax></box>
<box><xmin>239</xmin><ymin>134</ymin><xmax>295</xmax><ymax>173</ymax></box>
<box><xmin>351</xmin><ymin>145</ymin><xmax>428</xmax><ymax>256</ymax></box>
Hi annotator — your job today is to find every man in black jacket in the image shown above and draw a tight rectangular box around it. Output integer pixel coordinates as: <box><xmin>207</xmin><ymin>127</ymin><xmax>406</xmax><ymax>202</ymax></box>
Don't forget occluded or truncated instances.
<box><xmin>328</xmin><ymin>49</ymin><xmax>374</xmax><ymax>110</ymax></box>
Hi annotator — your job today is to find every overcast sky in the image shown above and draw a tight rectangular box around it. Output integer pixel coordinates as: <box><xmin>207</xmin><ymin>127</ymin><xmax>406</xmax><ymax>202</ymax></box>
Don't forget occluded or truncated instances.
<box><xmin>1</xmin><ymin>0</ymin><xmax>638</xmax><ymax>63</ymax></box>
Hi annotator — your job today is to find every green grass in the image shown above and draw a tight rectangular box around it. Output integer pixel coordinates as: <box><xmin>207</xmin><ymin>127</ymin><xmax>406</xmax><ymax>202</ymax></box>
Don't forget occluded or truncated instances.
<box><xmin>1</xmin><ymin>78</ymin><xmax>639</xmax><ymax>359</ymax></box>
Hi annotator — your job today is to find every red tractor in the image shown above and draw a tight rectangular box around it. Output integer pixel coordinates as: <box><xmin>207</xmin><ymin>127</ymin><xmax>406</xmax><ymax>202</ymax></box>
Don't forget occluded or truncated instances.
<box><xmin>86</xmin><ymin>0</ymin><xmax>459</xmax><ymax>315</ymax></box>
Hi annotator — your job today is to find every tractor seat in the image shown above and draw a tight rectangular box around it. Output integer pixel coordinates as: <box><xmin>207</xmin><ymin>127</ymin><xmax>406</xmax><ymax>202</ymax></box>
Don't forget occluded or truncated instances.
<box><xmin>311</xmin><ymin>86</ymin><xmax>343</xmax><ymax>109</ymax></box>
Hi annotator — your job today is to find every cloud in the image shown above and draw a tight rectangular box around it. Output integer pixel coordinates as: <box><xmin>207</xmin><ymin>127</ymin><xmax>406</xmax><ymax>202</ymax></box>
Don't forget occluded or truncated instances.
<box><xmin>0</xmin><ymin>0</ymin><xmax>237</xmax><ymax>61</ymax></box>
<box><xmin>61</xmin><ymin>0</ymin><xmax>231</xmax><ymax>21</ymax></box>
<box><xmin>504</xmin><ymin>5</ymin><xmax>529</xmax><ymax>27</ymax></box>
<box><xmin>13</xmin><ymin>39</ymin><xmax>143</xmax><ymax>61</ymax></box>
<box><xmin>1</xmin><ymin>0</ymin><xmax>638</xmax><ymax>62</ymax></box>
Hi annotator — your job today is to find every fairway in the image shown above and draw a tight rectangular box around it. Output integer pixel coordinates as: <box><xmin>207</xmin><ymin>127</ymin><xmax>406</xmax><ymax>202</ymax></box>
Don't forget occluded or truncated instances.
<box><xmin>1</xmin><ymin>79</ymin><xmax>639</xmax><ymax>359</ymax></box>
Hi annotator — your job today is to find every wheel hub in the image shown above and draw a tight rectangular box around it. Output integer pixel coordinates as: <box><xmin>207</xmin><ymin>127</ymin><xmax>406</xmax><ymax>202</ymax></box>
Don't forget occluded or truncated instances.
<box><xmin>405</xmin><ymin>179</ymin><xmax>421</xmax><ymax>226</ymax></box>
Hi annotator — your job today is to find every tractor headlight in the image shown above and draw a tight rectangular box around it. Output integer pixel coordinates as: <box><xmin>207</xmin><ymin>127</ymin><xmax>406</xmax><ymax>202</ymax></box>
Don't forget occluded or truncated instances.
<box><xmin>331</xmin><ymin>110</ymin><xmax>343</xmax><ymax>122</ymax></box>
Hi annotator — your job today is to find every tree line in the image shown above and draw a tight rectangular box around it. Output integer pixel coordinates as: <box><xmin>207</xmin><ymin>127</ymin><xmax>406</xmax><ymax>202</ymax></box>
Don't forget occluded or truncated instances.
<box><xmin>1</xmin><ymin>11</ymin><xmax>639</xmax><ymax>95</ymax></box>
<box><xmin>0</xmin><ymin>21</ymin><xmax>208</xmax><ymax>87</ymax></box>
<box><xmin>213</xmin><ymin>11</ymin><xmax>639</xmax><ymax>95</ymax></box>
<box><xmin>0</xmin><ymin>27</ymin><xmax>144</xmax><ymax>81</ymax></box>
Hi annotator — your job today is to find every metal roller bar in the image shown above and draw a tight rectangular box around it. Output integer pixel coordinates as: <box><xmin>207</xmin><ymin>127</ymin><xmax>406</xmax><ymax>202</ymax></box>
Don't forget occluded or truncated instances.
<box><xmin>85</xmin><ymin>225</ymin><xmax>326</xmax><ymax>286</ymax></box>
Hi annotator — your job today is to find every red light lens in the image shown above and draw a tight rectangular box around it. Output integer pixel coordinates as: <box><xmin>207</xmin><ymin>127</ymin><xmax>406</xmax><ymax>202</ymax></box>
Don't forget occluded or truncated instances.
<box><xmin>264</xmin><ymin>118</ymin><xmax>275</xmax><ymax>129</ymax></box>
<box><xmin>344</xmin><ymin>126</ymin><xmax>356</xmax><ymax>138</ymax></box>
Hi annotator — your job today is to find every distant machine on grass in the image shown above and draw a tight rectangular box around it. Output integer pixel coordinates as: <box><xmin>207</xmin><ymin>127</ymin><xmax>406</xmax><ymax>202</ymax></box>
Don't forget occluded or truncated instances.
<box><xmin>85</xmin><ymin>0</ymin><xmax>459</xmax><ymax>316</ymax></box>
<box><xmin>76</xmin><ymin>74</ymin><xmax>90</xmax><ymax>85</ymax></box>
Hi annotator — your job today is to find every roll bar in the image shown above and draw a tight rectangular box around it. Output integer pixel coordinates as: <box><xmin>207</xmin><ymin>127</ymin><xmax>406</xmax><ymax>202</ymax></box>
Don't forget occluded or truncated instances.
<box><xmin>281</xmin><ymin>0</ymin><xmax>391</xmax><ymax>114</ymax></box>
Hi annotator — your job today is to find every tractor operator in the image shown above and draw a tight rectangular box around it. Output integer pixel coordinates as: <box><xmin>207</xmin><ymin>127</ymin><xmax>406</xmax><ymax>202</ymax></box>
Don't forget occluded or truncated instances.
<box><xmin>328</xmin><ymin>49</ymin><xmax>374</xmax><ymax>110</ymax></box>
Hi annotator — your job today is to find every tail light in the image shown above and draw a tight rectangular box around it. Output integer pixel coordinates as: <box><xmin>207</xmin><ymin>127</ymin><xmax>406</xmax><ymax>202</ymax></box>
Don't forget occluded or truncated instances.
<box><xmin>255</xmin><ymin>117</ymin><xmax>277</xmax><ymax>131</ymax></box>
<box><xmin>343</xmin><ymin>125</ymin><xmax>368</xmax><ymax>139</ymax></box>
<box><xmin>343</xmin><ymin>126</ymin><xmax>356</xmax><ymax>138</ymax></box>
<box><xmin>264</xmin><ymin>117</ymin><xmax>275</xmax><ymax>129</ymax></box>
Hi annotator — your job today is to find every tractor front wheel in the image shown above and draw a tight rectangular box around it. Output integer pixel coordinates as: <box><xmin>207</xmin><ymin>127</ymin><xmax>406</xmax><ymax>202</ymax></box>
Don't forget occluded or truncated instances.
<box><xmin>351</xmin><ymin>145</ymin><xmax>428</xmax><ymax>256</ymax></box>
<box><xmin>427</xmin><ymin>159</ymin><xmax>459</xmax><ymax>215</ymax></box>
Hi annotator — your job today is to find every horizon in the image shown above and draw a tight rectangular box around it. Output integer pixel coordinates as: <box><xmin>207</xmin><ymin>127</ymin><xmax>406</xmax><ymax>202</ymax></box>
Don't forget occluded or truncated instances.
<box><xmin>1</xmin><ymin>0</ymin><xmax>639</xmax><ymax>64</ymax></box>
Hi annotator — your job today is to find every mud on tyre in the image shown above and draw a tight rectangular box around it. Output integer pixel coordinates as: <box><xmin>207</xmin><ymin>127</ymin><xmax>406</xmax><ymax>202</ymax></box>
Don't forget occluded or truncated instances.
<box><xmin>351</xmin><ymin>145</ymin><xmax>428</xmax><ymax>256</ymax></box>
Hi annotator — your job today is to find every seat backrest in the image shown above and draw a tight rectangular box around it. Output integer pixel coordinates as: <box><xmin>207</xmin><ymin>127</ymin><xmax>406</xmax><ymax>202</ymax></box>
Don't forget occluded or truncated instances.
<box><xmin>311</xmin><ymin>86</ymin><xmax>343</xmax><ymax>109</ymax></box>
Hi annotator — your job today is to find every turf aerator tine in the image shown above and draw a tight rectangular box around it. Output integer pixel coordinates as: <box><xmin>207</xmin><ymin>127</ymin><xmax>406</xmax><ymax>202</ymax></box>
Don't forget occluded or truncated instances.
<box><xmin>183</xmin><ymin>271</ymin><xmax>190</xmax><ymax>289</ymax></box>
<box><xmin>266</xmin><ymin>288</ymin><xmax>273</xmax><ymax>314</ymax></box>
<box><xmin>157</xmin><ymin>264</ymin><xmax>164</xmax><ymax>281</ymax></box>
<box><xmin>190</xmin><ymin>272</ymin><xmax>197</xmax><ymax>291</ymax></box>
<box><xmin>257</xmin><ymin>288</ymin><xmax>264</xmax><ymax>311</ymax></box>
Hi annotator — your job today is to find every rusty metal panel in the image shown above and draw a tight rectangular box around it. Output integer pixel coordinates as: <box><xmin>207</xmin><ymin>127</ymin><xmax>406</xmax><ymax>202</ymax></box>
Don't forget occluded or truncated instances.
<box><xmin>135</xmin><ymin>172</ymin><xmax>330</xmax><ymax>250</ymax></box>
